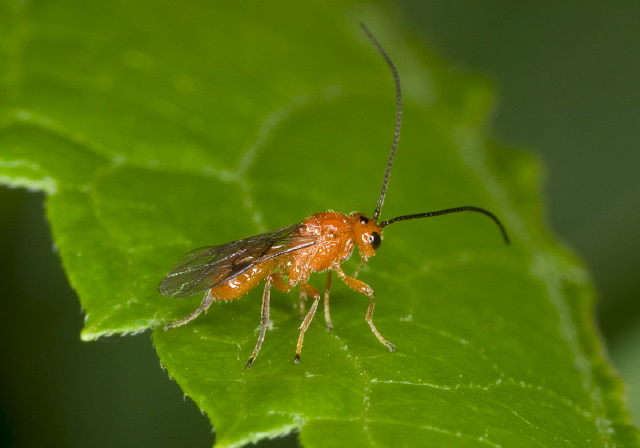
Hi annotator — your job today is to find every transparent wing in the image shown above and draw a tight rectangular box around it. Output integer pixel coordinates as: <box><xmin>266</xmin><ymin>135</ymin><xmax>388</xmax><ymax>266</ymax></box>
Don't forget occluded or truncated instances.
<box><xmin>158</xmin><ymin>223</ymin><xmax>314</xmax><ymax>298</ymax></box>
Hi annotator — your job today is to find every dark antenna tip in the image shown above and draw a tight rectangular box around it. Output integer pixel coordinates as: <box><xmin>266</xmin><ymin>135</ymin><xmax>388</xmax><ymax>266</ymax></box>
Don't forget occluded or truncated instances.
<box><xmin>360</xmin><ymin>23</ymin><xmax>402</xmax><ymax>222</ymax></box>
<box><xmin>380</xmin><ymin>206</ymin><xmax>511</xmax><ymax>246</ymax></box>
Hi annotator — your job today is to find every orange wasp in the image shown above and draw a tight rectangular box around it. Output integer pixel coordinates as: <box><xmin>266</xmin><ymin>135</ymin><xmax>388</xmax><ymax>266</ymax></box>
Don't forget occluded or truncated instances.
<box><xmin>159</xmin><ymin>24</ymin><xmax>510</xmax><ymax>368</ymax></box>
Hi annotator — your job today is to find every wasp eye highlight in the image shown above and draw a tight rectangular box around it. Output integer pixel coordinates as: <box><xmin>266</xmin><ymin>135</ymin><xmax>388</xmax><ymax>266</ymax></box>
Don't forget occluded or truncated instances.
<box><xmin>359</xmin><ymin>216</ymin><xmax>369</xmax><ymax>224</ymax></box>
<box><xmin>369</xmin><ymin>232</ymin><xmax>381</xmax><ymax>250</ymax></box>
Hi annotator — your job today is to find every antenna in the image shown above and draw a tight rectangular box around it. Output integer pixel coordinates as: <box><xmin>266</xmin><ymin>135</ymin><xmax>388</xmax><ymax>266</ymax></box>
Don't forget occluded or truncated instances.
<box><xmin>380</xmin><ymin>206</ymin><xmax>511</xmax><ymax>245</ymax></box>
<box><xmin>361</xmin><ymin>24</ymin><xmax>510</xmax><ymax>246</ymax></box>
<box><xmin>360</xmin><ymin>23</ymin><xmax>402</xmax><ymax>222</ymax></box>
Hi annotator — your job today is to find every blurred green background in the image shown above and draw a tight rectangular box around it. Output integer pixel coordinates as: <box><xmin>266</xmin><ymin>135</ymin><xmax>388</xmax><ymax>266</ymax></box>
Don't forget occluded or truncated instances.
<box><xmin>405</xmin><ymin>0</ymin><xmax>640</xmax><ymax>428</ymax></box>
<box><xmin>1</xmin><ymin>1</ymin><xmax>638</xmax><ymax>447</ymax></box>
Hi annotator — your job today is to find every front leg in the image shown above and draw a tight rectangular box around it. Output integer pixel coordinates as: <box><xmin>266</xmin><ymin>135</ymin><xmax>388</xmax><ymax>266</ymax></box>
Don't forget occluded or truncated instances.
<box><xmin>335</xmin><ymin>268</ymin><xmax>395</xmax><ymax>352</ymax></box>
<box><xmin>351</xmin><ymin>253</ymin><xmax>370</xmax><ymax>278</ymax></box>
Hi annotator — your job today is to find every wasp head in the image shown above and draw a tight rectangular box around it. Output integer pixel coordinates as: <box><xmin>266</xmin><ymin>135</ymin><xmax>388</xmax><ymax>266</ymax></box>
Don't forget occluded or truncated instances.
<box><xmin>350</xmin><ymin>212</ymin><xmax>383</xmax><ymax>259</ymax></box>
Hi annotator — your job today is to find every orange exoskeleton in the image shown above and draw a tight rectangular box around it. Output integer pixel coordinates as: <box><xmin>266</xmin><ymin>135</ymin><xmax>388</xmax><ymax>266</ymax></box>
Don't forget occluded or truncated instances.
<box><xmin>158</xmin><ymin>24</ymin><xmax>510</xmax><ymax>368</ymax></box>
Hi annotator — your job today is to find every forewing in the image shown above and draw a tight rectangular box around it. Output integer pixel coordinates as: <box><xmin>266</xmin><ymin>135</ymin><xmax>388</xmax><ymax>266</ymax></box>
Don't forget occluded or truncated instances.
<box><xmin>158</xmin><ymin>223</ymin><xmax>313</xmax><ymax>298</ymax></box>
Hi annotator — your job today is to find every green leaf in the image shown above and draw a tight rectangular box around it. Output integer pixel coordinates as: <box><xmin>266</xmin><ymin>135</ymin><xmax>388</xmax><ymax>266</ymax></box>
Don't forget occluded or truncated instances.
<box><xmin>1</xmin><ymin>1</ymin><xmax>638</xmax><ymax>447</ymax></box>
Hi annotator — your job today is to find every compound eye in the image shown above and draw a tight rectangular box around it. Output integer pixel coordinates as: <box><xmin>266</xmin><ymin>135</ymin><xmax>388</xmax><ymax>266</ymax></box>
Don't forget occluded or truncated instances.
<box><xmin>369</xmin><ymin>232</ymin><xmax>381</xmax><ymax>250</ymax></box>
<box><xmin>359</xmin><ymin>216</ymin><xmax>369</xmax><ymax>224</ymax></box>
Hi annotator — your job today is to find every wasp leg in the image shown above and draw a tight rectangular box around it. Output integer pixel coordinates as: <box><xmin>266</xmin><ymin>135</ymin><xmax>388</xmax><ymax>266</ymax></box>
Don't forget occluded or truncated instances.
<box><xmin>164</xmin><ymin>289</ymin><xmax>215</xmax><ymax>330</ymax></box>
<box><xmin>324</xmin><ymin>271</ymin><xmax>333</xmax><ymax>331</ymax></box>
<box><xmin>335</xmin><ymin>268</ymin><xmax>395</xmax><ymax>352</ymax></box>
<box><xmin>246</xmin><ymin>276</ymin><xmax>272</xmax><ymax>369</ymax></box>
<box><xmin>352</xmin><ymin>254</ymin><xmax>370</xmax><ymax>278</ymax></box>
<box><xmin>294</xmin><ymin>282</ymin><xmax>321</xmax><ymax>364</ymax></box>
<box><xmin>246</xmin><ymin>273</ymin><xmax>289</xmax><ymax>368</ymax></box>
<box><xmin>298</xmin><ymin>288</ymin><xmax>307</xmax><ymax>319</ymax></box>
<box><xmin>365</xmin><ymin>293</ymin><xmax>395</xmax><ymax>351</ymax></box>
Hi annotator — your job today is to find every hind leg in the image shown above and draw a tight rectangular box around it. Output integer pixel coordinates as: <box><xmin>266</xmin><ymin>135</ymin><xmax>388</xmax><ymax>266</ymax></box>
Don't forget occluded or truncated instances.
<box><xmin>164</xmin><ymin>290</ymin><xmax>214</xmax><ymax>330</ymax></box>
<box><xmin>246</xmin><ymin>273</ymin><xmax>290</xmax><ymax>368</ymax></box>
